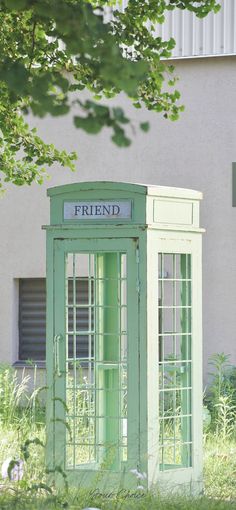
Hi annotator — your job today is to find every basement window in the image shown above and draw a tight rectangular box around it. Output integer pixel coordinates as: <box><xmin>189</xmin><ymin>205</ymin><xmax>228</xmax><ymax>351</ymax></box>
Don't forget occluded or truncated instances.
<box><xmin>19</xmin><ymin>279</ymin><xmax>46</xmax><ymax>362</ymax></box>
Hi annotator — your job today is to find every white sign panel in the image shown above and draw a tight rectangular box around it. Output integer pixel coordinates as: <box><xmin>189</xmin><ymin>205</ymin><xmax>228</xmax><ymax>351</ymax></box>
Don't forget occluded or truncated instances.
<box><xmin>64</xmin><ymin>201</ymin><xmax>132</xmax><ymax>220</ymax></box>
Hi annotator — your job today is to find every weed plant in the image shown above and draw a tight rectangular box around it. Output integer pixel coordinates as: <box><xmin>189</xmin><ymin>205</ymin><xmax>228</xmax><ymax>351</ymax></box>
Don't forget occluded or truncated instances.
<box><xmin>204</xmin><ymin>434</ymin><xmax>236</xmax><ymax>500</ymax></box>
<box><xmin>0</xmin><ymin>364</ymin><xmax>46</xmax><ymax>488</ymax></box>
<box><xmin>202</xmin><ymin>353</ymin><xmax>236</xmax><ymax>500</ymax></box>
<box><xmin>204</xmin><ymin>353</ymin><xmax>236</xmax><ymax>436</ymax></box>
<box><xmin>1</xmin><ymin>357</ymin><xmax>236</xmax><ymax>508</ymax></box>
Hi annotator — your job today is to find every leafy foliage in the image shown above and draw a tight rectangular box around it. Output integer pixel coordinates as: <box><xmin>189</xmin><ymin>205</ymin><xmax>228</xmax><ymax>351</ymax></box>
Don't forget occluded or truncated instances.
<box><xmin>0</xmin><ymin>0</ymin><xmax>220</xmax><ymax>187</ymax></box>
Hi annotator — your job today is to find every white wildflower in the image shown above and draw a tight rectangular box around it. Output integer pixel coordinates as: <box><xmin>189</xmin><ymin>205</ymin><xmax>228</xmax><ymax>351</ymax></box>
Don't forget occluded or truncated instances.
<box><xmin>130</xmin><ymin>468</ymin><xmax>147</xmax><ymax>480</ymax></box>
<box><xmin>130</xmin><ymin>468</ymin><xmax>139</xmax><ymax>476</ymax></box>
<box><xmin>1</xmin><ymin>458</ymin><xmax>24</xmax><ymax>481</ymax></box>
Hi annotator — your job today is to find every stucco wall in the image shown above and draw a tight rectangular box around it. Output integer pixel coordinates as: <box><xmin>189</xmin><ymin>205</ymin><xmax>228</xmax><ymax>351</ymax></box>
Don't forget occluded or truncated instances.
<box><xmin>0</xmin><ymin>56</ymin><xmax>236</xmax><ymax>382</ymax></box>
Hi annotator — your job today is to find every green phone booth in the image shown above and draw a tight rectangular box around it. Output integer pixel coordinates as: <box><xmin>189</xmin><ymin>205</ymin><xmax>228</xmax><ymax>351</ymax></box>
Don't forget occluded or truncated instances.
<box><xmin>44</xmin><ymin>181</ymin><xmax>204</xmax><ymax>493</ymax></box>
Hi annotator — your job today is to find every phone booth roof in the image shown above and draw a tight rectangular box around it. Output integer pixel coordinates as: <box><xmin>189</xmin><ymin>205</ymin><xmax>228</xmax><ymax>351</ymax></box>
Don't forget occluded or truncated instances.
<box><xmin>46</xmin><ymin>181</ymin><xmax>203</xmax><ymax>231</ymax></box>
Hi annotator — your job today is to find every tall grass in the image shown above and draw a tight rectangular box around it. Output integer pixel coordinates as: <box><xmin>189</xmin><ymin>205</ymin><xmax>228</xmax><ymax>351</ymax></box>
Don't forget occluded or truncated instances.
<box><xmin>0</xmin><ymin>364</ymin><xmax>45</xmax><ymax>426</ymax></box>
<box><xmin>202</xmin><ymin>353</ymin><xmax>236</xmax><ymax>500</ymax></box>
<box><xmin>0</xmin><ymin>364</ymin><xmax>46</xmax><ymax>488</ymax></box>
<box><xmin>0</xmin><ymin>357</ymin><xmax>236</xmax><ymax>508</ymax></box>
<box><xmin>0</xmin><ymin>489</ymin><xmax>235</xmax><ymax>510</ymax></box>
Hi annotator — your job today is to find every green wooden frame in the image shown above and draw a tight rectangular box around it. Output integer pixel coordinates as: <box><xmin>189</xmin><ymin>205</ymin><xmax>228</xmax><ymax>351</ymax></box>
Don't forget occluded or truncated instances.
<box><xmin>47</xmin><ymin>236</ymin><xmax>140</xmax><ymax>489</ymax></box>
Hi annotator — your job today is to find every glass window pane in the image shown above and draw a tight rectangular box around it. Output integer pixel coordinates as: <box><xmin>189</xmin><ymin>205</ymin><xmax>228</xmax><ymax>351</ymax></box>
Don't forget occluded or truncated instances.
<box><xmin>158</xmin><ymin>253</ymin><xmax>192</xmax><ymax>471</ymax></box>
<box><xmin>65</xmin><ymin>252</ymin><xmax>128</xmax><ymax>470</ymax></box>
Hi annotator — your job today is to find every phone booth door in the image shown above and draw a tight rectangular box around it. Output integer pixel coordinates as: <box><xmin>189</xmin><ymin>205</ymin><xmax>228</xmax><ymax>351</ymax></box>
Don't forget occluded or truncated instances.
<box><xmin>51</xmin><ymin>237</ymin><xmax>139</xmax><ymax>487</ymax></box>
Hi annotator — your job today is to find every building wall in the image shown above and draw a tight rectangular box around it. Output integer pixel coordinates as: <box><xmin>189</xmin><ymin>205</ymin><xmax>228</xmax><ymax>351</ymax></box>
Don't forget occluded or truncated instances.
<box><xmin>112</xmin><ymin>0</ymin><xmax>236</xmax><ymax>59</ymax></box>
<box><xmin>0</xmin><ymin>56</ymin><xmax>236</xmax><ymax>381</ymax></box>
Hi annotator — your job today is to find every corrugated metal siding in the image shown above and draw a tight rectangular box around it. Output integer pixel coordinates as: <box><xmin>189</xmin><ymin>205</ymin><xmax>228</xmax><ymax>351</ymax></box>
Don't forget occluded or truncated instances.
<box><xmin>154</xmin><ymin>0</ymin><xmax>236</xmax><ymax>58</ymax></box>
<box><xmin>110</xmin><ymin>0</ymin><xmax>236</xmax><ymax>58</ymax></box>
<box><xmin>19</xmin><ymin>279</ymin><xmax>91</xmax><ymax>362</ymax></box>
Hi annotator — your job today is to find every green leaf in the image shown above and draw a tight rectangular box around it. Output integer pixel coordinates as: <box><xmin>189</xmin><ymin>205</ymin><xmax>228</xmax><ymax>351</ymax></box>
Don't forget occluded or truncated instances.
<box><xmin>0</xmin><ymin>61</ymin><xmax>29</xmax><ymax>94</ymax></box>
<box><xmin>140</xmin><ymin>122</ymin><xmax>150</xmax><ymax>133</ymax></box>
<box><xmin>5</xmin><ymin>0</ymin><xmax>27</xmax><ymax>9</ymax></box>
<box><xmin>113</xmin><ymin>107</ymin><xmax>129</xmax><ymax>124</ymax></box>
<box><xmin>133</xmin><ymin>102</ymin><xmax>142</xmax><ymax>109</ymax></box>
<box><xmin>91</xmin><ymin>103</ymin><xmax>109</xmax><ymax>118</ymax></box>
<box><xmin>49</xmin><ymin>104</ymin><xmax>70</xmax><ymax>116</ymax></box>
<box><xmin>112</xmin><ymin>133</ymin><xmax>131</xmax><ymax>147</ymax></box>
<box><xmin>28</xmin><ymin>483</ymin><xmax>52</xmax><ymax>494</ymax></box>
<box><xmin>74</xmin><ymin>115</ymin><xmax>103</xmax><ymax>134</ymax></box>
<box><xmin>21</xmin><ymin>438</ymin><xmax>45</xmax><ymax>461</ymax></box>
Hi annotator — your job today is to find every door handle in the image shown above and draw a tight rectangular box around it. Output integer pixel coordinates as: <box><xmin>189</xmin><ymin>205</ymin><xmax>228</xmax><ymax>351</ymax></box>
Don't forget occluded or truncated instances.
<box><xmin>54</xmin><ymin>334</ymin><xmax>63</xmax><ymax>377</ymax></box>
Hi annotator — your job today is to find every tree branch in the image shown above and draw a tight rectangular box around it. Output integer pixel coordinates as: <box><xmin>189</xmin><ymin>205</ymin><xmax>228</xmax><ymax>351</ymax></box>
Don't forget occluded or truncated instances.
<box><xmin>29</xmin><ymin>20</ymin><xmax>37</xmax><ymax>72</ymax></box>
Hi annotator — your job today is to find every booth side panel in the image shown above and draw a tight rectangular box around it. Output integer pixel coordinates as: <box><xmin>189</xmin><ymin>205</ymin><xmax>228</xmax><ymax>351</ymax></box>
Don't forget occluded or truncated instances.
<box><xmin>138</xmin><ymin>231</ymin><xmax>148</xmax><ymax>480</ymax></box>
<box><xmin>191</xmin><ymin>235</ymin><xmax>203</xmax><ymax>491</ymax></box>
<box><xmin>147</xmin><ymin>230</ymin><xmax>159</xmax><ymax>486</ymax></box>
<box><xmin>46</xmin><ymin>232</ymin><xmax>56</xmax><ymax>481</ymax></box>
<box><xmin>146</xmin><ymin>231</ymin><xmax>203</xmax><ymax>494</ymax></box>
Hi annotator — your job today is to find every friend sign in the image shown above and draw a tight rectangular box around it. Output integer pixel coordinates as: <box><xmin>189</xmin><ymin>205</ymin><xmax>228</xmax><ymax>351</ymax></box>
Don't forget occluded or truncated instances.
<box><xmin>64</xmin><ymin>201</ymin><xmax>132</xmax><ymax>220</ymax></box>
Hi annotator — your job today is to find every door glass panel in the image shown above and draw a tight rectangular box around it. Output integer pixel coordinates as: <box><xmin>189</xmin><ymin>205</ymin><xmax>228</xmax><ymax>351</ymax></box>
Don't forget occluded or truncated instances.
<box><xmin>65</xmin><ymin>252</ymin><xmax>127</xmax><ymax>469</ymax></box>
<box><xmin>158</xmin><ymin>253</ymin><xmax>192</xmax><ymax>471</ymax></box>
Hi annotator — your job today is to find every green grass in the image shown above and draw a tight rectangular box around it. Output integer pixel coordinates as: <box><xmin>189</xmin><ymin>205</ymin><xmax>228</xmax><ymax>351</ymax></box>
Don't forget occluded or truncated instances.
<box><xmin>0</xmin><ymin>491</ymin><xmax>235</xmax><ymax>510</ymax></box>
<box><xmin>0</xmin><ymin>422</ymin><xmax>46</xmax><ymax>485</ymax></box>
<box><xmin>1</xmin><ymin>361</ymin><xmax>236</xmax><ymax>509</ymax></box>
<box><xmin>0</xmin><ymin>429</ymin><xmax>236</xmax><ymax>509</ymax></box>
<box><xmin>204</xmin><ymin>435</ymin><xmax>236</xmax><ymax>500</ymax></box>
